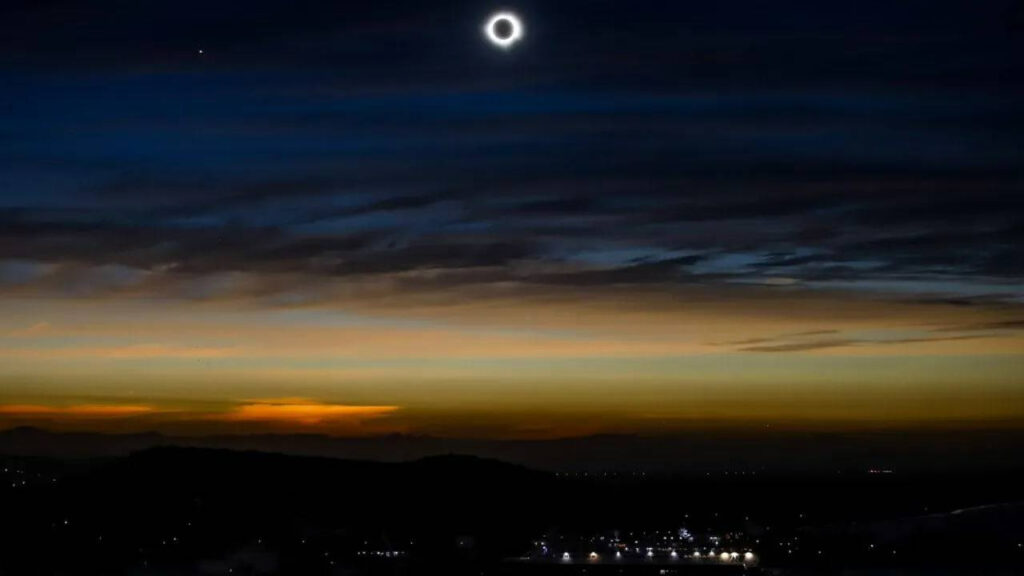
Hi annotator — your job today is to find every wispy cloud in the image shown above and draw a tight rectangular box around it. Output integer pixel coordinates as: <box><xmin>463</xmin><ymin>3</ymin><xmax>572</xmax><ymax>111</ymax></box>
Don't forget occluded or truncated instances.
<box><xmin>0</xmin><ymin>404</ymin><xmax>155</xmax><ymax>418</ymax></box>
<box><xmin>740</xmin><ymin>339</ymin><xmax>857</xmax><ymax>353</ymax></box>
<box><xmin>740</xmin><ymin>333</ymin><xmax>996</xmax><ymax>353</ymax></box>
<box><xmin>932</xmin><ymin>319</ymin><xmax>1024</xmax><ymax>333</ymax></box>
<box><xmin>218</xmin><ymin>399</ymin><xmax>399</xmax><ymax>426</ymax></box>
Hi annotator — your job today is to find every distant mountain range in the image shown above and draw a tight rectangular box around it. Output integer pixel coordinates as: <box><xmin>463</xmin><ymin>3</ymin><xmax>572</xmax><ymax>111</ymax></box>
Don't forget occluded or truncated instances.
<box><xmin>3</xmin><ymin>425</ymin><xmax>1024</xmax><ymax>474</ymax></box>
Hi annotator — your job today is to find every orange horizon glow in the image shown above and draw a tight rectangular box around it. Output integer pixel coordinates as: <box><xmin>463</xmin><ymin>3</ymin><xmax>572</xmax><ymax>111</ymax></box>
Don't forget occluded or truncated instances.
<box><xmin>220</xmin><ymin>400</ymin><xmax>399</xmax><ymax>425</ymax></box>
<box><xmin>1</xmin><ymin>287</ymin><xmax>1022</xmax><ymax>437</ymax></box>
<box><xmin>0</xmin><ymin>404</ymin><xmax>156</xmax><ymax>418</ymax></box>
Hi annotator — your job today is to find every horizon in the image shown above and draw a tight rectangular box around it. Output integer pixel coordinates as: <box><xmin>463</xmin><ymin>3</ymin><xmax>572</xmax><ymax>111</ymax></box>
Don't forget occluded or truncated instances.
<box><xmin>6</xmin><ymin>422</ymin><xmax>1024</xmax><ymax>475</ymax></box>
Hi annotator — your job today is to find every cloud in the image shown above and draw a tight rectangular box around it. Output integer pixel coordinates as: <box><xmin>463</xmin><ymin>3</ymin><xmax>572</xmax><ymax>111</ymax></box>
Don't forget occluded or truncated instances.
<box><xmin>712</xmin><ymin>329</ymin><xmax>840</xmax><ymax>347</ymax></box>
<box><xmin>0</xmin><ymin>400</ymin><xmax>401</xmax><ymax>432</ymax></box>
<box><xmin>740</xmin><ymin>339</ymin><xmax>857</xmax><ymax>353</ymax></box>
<box><xmin>3</xmin><ymin>172</ymin><xmax>1022</xmax><ymax>309</ymax></box>
<box><xmin>0</xmin><ymin>404</ymin><xmax>155</xmax><ymax>418</ymax></box>
<box><xmin>216</xmin><ymin>399</ymin><xmax>399</xmax><ymax>426</ymax></box>
<box><xmin>933</xmin><ymin>319</ymin><xmax>1024</xmax><ymax>332</ymax></box>
<box><xmin>739</xmin><ymin>333</ymin><xmax>997</xmax><ymax>353</ymax></box>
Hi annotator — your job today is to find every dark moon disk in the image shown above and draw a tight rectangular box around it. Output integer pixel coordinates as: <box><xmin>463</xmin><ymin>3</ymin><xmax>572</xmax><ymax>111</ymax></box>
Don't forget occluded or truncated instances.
<box><xmin>492</xmin><ymin>18</ymin><xmax>514</xmax><ymax>40</ymax></box>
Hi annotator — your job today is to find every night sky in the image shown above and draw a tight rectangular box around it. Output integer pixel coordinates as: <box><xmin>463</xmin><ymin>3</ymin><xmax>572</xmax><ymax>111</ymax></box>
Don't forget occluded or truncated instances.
<box><xmin>1</xmin><ymin>0</ymin><xmax>1022</xmax><ymax>438</ymax></box>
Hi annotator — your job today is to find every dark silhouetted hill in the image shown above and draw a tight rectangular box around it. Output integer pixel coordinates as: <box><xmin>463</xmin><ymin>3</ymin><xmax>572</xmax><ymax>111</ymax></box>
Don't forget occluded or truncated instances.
<box><xmin>4</xmin><ymin>425</ymin><xmax>1024</xmax><ymax>474</ymax></box>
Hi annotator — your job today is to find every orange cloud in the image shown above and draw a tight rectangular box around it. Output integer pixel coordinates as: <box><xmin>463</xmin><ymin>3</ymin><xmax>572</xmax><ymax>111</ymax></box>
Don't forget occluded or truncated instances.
<box><xmin>219</xmin><ymin>399</ymin><xmax>398</xmax><ymax>426</ymax></box>
<box><xmin>0</xmin><ymin>404</ymin><xmax>155</xmax><ymax>418</ymax></box>
<box><xmin>0</xmin><ymin>400</ymin><xmax>402</xmax><ymax>434</ymax></box>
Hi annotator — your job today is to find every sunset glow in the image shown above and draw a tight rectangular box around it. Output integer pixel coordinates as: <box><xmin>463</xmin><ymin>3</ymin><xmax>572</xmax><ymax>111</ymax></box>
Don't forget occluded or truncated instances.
<box><xmin>222</xmin><ymin>400</ymin><xmax>399</xmax><ymax>426</ymax></box>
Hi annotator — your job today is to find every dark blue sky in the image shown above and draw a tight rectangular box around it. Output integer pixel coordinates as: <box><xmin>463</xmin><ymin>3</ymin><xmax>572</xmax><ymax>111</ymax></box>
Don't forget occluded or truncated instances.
<box><xmin>1</xmin><ymin>0</ymin><xmax>1022</xmax><ymax>300</ymax></box>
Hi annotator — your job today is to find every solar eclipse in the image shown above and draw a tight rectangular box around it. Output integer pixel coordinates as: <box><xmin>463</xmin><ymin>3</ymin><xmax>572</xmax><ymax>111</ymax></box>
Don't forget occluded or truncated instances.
<box><xmin>484</xmin><ymin>12</ymin><xmax>524</xmax><ymax>50</ymax></box>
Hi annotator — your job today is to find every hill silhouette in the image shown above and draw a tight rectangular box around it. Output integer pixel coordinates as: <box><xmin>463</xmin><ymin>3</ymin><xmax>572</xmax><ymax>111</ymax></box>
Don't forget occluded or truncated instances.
<box><xmin>3</xmin><ymin>435</ymin><xmax>1024</xmax><ymax>574</ymax></box>
<box><xmin>4</xmin><ymin>425</ymin><xmax>1024</xmax><ymax>474</ymax></box>
<box><xmin>1</xmin><ymin>445</ymin><xmax>555</xmax><ymax>574</ymax></box>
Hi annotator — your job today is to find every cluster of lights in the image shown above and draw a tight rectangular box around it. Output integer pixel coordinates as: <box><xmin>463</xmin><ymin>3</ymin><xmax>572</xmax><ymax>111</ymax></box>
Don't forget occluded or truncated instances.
<box><xmin>356</xmin><ymin>550</ymin><xmax>406</xmax><ymax>558</ymax></box>
<box><xmin>536</xmin><ymin>528</ymin><xmax>756</xmax><ymax>566</ymax></box>
<box><xmin>556</xmin><ymin>548</ymin><xmax>756</xmax><ymax>564</ymax></box>
<box><xmin>2</xmin><ymin>465</ymin><xmax>58</xmax><ymax>488</ymax></box>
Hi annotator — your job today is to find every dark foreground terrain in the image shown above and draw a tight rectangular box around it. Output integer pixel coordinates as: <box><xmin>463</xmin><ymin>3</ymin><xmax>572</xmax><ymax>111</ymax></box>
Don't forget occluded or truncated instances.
<box><xmin>1</xmin><ymin>431</ymin><xmax>1023</xmax><ymax>575</ymax></box>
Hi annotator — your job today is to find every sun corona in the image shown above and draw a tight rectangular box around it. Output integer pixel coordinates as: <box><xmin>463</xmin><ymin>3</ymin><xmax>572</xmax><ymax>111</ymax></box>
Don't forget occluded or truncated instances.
<box><xmin>484</xmin><ymin>11</ymin><xmax>524</xmax><ymax>50</ymax></box>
